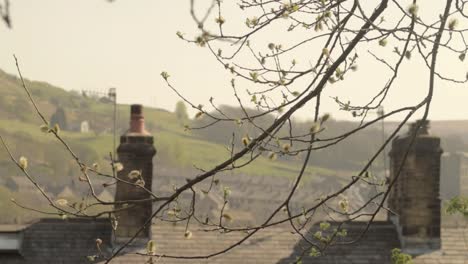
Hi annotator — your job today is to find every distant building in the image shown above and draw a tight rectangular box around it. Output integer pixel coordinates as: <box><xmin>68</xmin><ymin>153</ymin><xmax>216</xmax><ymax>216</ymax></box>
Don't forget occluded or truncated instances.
<box><xmin>80</xmin><ymin>121</ymin><xmax>90</xmax><ymax>133</ymax></box>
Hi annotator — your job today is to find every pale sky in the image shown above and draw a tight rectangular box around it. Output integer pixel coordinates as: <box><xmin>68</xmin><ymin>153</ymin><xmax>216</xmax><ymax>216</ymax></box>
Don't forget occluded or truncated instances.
<box><xmin>0</xmin><ymin>1</ymin><xmax>467</xmax><ymax>121</ymax></box>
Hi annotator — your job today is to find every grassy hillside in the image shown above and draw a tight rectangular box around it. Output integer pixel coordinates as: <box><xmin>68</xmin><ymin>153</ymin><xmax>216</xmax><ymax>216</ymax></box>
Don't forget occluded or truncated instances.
<box><xmin>0</xmin><ymin>68</ymin><xmax>335</xmax><ymax>189</ymax></box>
<box><xmin>0</xmin><ymin>68</ymin><xmax>344</xmax><ymax>223</ymax></box>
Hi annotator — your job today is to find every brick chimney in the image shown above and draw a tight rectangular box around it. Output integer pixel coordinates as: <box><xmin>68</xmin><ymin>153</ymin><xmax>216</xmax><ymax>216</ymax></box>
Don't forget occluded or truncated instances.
<box><xmin>388</xmin><ymin>120</ymin><xmax>442</xmax><ymax>254</ymax></box>
<box><xmin>114</xmin><ymin>104</ymin><xmax>156</xmax><ymax>240</ymax></box>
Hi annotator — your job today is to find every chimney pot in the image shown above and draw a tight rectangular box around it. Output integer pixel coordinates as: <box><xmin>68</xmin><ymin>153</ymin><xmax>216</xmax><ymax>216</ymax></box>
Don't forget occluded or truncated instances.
<box><xmin>131</xmin><ymin>104</ymin><xmax>142</xmax><ymax>115</ymax></box>
<box><xmin>129</xmin><ymin>104</ymin><xmax>149</xmax><ymax>135</ymax></box>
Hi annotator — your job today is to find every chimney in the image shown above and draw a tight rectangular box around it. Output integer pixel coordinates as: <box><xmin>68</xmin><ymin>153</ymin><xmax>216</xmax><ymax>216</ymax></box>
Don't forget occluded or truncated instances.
<box><xmin>114</xmin><ymin>104</ymin><xmax>156</xmax><ymax>240</ymax></box>
<box><xmin>388</xmin><ymin>120</ymin><xmax>442</xmax><ymax>255</ymax></box>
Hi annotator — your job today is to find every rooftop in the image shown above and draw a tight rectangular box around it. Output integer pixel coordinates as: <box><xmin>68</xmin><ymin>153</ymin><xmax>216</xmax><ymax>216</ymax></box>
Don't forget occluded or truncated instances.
<box><xmin>0</xmin><ymin>217</ymin><xmax>466</xmax><ymax>264</ymax></box>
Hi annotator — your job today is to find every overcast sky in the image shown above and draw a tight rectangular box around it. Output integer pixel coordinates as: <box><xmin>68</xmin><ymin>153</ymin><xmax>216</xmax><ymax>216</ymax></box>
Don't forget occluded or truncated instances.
<box><xmin>0</xmin><ymin>1</ymin><xmax>467</xmax><ymax>121</ymax></box>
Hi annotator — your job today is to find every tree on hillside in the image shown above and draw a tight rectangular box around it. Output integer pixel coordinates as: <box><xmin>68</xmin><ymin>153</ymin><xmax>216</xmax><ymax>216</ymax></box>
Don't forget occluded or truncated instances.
<box><xmin>50</xmin><ymin>107</ymin><xmax>68</xmax><ymax>131</ymax></box>
<box><xmin>1</xmin><ymin>1</ymin><xmax>467</xmax><ymax>263</ymax></box>
<box><xmin>174</xmin><ymin>100</ymin><xmax>189</xmax><ymax>124</ymax></box>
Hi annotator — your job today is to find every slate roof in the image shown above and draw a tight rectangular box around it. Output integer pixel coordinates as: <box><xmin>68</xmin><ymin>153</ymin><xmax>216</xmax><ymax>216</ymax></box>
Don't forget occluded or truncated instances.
<box><xmin>1</xmin><ymin>217</ymin><xmax>468</xmax><ymax>263</ymax></box>
<box><xmin>0</xmin><ymin>218</ymin><xmax>111</xmax><ymax>264</ymax></box>
<box><xmin>0</xmin><ymin>218</ymin><xmax>299</xmax><ymax>264</ymax></box>
<box><xmin>281</xmin><ymin>220</ymin><xmax>468</xmax><ymax>264</ymax></box>
<box><xmin>103</xmin><ymin>222</ymin><xmax>299</xmax><ymax>264</ymax></box>
<box><xmin>279</xmin><ymin>221</ymin><xmax>401</xmax><ymax>264</ymax></box>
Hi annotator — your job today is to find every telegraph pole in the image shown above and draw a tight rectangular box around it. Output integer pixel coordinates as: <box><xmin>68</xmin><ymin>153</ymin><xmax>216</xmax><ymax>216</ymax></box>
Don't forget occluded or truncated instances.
<box><xmin>108</xmin><ymin>88</ymin><xmax>117</xmax><ymax>161</ymax></box>
<box><xmin>377</xmin><ymin>106</ymin><xmax>387</xmax><ymax>178</ymax></box>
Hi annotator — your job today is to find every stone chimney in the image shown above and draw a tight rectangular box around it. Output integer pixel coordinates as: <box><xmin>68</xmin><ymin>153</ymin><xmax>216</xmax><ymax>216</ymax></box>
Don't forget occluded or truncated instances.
<box><xmin>388</xmin><ymin>120</ymin><xmax>442</xmax><ymax>254</ymax></box>
<box><xmin>114</xmin><ymin>104</ymin><xmax>156</xmax><ymax>240</ymax></box>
